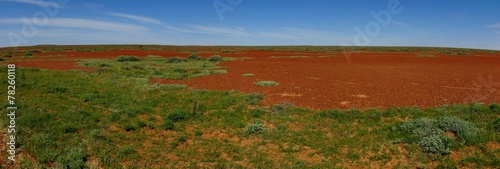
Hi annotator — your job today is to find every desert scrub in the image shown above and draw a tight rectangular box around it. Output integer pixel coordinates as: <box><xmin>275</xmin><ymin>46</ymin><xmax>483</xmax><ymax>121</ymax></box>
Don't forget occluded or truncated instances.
<box><xmin>166</xmin><ymin>57</ymin><xmax>186</xmax><ymax>63</ymax></box>
<box><xmin>116</xmin><ymin>56</ymin><xmax>140</xmax><ymax>62</ymax></box>
<box><xmin>254</xmin><ymin>81</ymin><xmax>279</xmax><ymax>86</ymax></box>
<box><xmin>2</xmin><ymin>52</ymin><xmax>12</xmax><ymax>57</ymax></box>
<box><xmin>393</xmin><ymin>116</ymin><xmax>479</xmax><ymax>155</ymax></box>
<box><xmin>208</xmin><ymin>55</ymin><xmax>223</xmax><ymax>61</ymax></box>
<box><xmin>245</xmin><ymin>121</ymin><xmax>266</xmax><ymax>135</ymax></box>
<box><xmin>244</xmin><ymin>93</ymin><xmax>264</xmax><ymax>105</ymax></box>
<box><xmin>187</xmin><ymin>53</ymin><xmax>203</xmax><ymax>60</ymax></box>
<box><xmin>242</xmin><ymin>73</ymin><xmax>254</xmax><ymax>77</ymax></box>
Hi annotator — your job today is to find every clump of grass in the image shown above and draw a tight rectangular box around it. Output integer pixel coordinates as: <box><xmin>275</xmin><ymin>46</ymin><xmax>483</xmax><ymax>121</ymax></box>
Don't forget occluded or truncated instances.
<box><xmin>245</xmin><ymin>121</ymin><xmax>266</xmax><ymax>135</ymax></box>
<box><xmin>254</xmin><ymin>81</ymin><xmax>279</xmax><ymax>86</ymax></box>
<box><xmin>244</xmin><ymin>93</ymin><xmax>264</xmax><ymax>105</ymax></box>
<box><xmin>242</xmin><ymin>73</ymin><xmax>254</xmax><ymax>77</ymax></box>
<box><xmin>117</xmin><ymin>146</ymin><xmax>137</xmax><ymax>158</ymax></box>
<box><xmin>116</xmin><ymin>56</ymin><xmax>140</xmax><ymax>62</ymax></box>
<box><xmin>57</xmin><ymin>149</ymin><xmax>88</xmax><ymax>169</ymax></box>
<box><xmin>208</xmin><ymin>55</ymin><xmax>223</xmax><ymax>62</ymax></box>
<box><xmin>2</xmin><ymin>52</ymin><xmax>12</xmax><ymax>57</ymax></box>
<box><xmin>123</xmin><ymin>123</ymin><xmax>138</xmax><ymax>132</ymax></box>
<box><xmin>492</xmin><ymin>118</ymin><xmax>500</xmax><ymax>132</ymax></box>
<box><xmin>161</xmin><ymin>119</ymin><xmax>175</xmax><ymax>130</ymax></box>
<box><xmin>187</xmin><ymin>53</ymin><xmax>203</xmax><ymax>60</ymax></box>
<box><xmin>393</xmin><ymin>116</ymin><xmax>479</xmax><ymax>155</ymax></box>
<box><xmin>166</xmin><ymin>57</ymin><xmax>186</xmax><ymax>63</ymax></box>
<box><xmin>0</xmin><ymin>58</ymin><xmax>5</xmax><ymax>61</ymax></box>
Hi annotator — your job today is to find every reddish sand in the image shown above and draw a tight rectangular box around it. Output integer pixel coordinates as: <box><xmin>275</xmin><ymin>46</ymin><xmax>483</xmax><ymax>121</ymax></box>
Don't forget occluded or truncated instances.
<box><xmin>10</xmin><ymin>49</ymin><xmax>500</xmax><ymax>109</ymax></box>
<box><xmin>151</xmin><ymin>51</ymin><xmax>500</xmax><ymax>109</ymax></box>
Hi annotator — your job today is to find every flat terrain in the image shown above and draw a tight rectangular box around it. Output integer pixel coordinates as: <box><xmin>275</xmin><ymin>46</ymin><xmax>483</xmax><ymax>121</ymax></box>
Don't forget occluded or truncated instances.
<box><xmin>8</xmin><ymin>46</ymin><xmax>500</xmax><ymax>109</ymax></box>
<box><xmin>0</xmin><ymin>45</ymin><xmax>498</xmax><ymax>168</ymax></box>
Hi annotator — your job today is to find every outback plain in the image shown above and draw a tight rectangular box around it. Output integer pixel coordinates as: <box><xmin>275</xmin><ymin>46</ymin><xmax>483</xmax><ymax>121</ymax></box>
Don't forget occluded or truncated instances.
<box><xmin>0</xmin><ymin>45</ymin><xmax>499</xmax><ymax>168</ymax></box>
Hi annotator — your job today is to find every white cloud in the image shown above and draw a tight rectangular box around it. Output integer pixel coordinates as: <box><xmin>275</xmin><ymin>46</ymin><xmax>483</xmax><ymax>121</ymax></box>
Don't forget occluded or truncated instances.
<box><xmin>256</xmin><ymin>32</ymin><xmax>298</xmax><ymax>40</ymax></box>
<box><xmin>108</xmin><ymin>12</ymin><xmax>164</xmax><ymax>25</ymax></box>
<box><xmin>1</xmin><ymin>0</ymin><xmax>62</xmax><ymax>8</ymax></box>
<box><xmin>0</xmin><ymin>18</ymin><xmax>149</xmax><ymax>32</ymax></box>
<box><xmin>190</xmin><ymin>25</ymin><xmax>249</xmax><ymax>36</ymax></box>
<box><xmin>486</xmin><ymin>23</ymin><xmax>500</xmax><ymax>28</ymax></box>
<box><xmin>391</xmin><ymin>21</ymin><xmax>410</xmax><ymax>27</ymax></box>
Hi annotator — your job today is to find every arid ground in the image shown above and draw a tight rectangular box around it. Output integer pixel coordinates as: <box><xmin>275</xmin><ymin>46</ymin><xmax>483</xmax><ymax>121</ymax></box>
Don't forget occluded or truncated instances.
<box><xmin>11</xmin><ymin>46</ymin><xmax>500</xmax><ymax>110</ymax></box>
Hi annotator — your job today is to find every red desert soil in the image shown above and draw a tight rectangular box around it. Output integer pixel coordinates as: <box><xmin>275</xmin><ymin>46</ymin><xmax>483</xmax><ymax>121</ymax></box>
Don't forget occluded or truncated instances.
<box><xmin>11</xmin><ymin>49</ymin><xmax>500</xmax><ymax>109</ymax></box>
<box><xmin>151</xmin><ymin>51</ymin><xmax>500</xmax><ymax>109</ymax></box>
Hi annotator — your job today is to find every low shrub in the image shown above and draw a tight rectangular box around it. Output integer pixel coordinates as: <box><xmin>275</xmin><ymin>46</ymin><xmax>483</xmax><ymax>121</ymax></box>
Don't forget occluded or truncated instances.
<box><xmin>208</xmin><ymin>55</ymin><xmax>223</xmax><ymax>62</ymax></box>
<box><xmin>166</xmin><ymin>57</ymin><xmax>187</xmax><ymax>63</ymax></box>
<box><xmin>242</xmin><ymin>73</ymin><xmax>254</xmax><ymax>77</ymax></box>
<box><xmin>117</xmin><ymin>56</ymin><xmax>140</xmax><ymax>62</ymax></box>
<box><xmin>187</xmin><ymin>53</ymin><xmax>203</xmax><ymax>60</ymax></box>
<box><xmin>161</xmin><ymin>120</ymin><xmax>175</xmax><ymax>130</ymax></box>
<box><xmin>2</xmin><ymin>52</ymin><xmax>12</xmax><ymax>57</ymax></box>
<box><xmin>244</xmin><ymin>93</ymin><xmax>264</xmax><ymax>105</ymax></box>
<box><xmin>166</xmin><ymin>109</ymin><xmax>190</xmax><ymax>122</ymax></box>
<box><xmin>57</xmin><ymin>149</ymin><xmax>88</xmax><ymax>169</ymax></box>
<box><xmin>394</xmin><ymin>116</ymin><xmax>479</xmax><ymax>155</ymax></box>
<box><xmin>254</xmin><ymin>81</ymin><xmax>279</xmax><ymax>86</ymax></box>
<box><xmin>493</xmin><ymin>118</ymin><xmax>500</xmax><ymax>132</ymax></box>
<box><xmin>245</xmin><ymin>121</ymin><xmax>266</xmax><ymax>135</ymax></box>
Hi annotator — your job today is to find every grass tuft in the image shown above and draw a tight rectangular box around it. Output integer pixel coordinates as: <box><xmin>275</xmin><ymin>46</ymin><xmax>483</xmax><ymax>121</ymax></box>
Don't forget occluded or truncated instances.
<box><xmin>254</xmin><ymin>81</ymin><xmax>279</xmax><ymax>86</ymax></box>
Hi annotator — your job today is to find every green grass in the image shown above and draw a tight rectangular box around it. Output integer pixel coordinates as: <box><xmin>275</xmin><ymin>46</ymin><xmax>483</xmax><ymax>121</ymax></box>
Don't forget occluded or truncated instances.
<box><xmin>0</xmin><ymin>45</ymin><xmax>499</xmax><ymax>168</ymax></box>
<box><xmin>254</xmin><ymin>80</ymin><xmax>279</xmax><ymax>86</ymax></box>
<box><xmin>79</xmin><ymin>55</ymin><xmax>227</xmax><ymax>79</ymax></box>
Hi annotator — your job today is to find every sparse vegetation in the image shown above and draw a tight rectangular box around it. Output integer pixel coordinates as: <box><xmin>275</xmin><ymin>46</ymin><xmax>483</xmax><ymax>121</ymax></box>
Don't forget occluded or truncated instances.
<box><xmin>393</xmin><ymin>116</ymin><xmax>479</xmax><ymax>155</ymax></box>
<box><xmin>187</xmin><ymin>53</ymin><xmax>203</xmax><ymax>60</ymax></box>
<box><xmin>208</xmin><ymin>54</ymin><xmax>223</xmax><ymax>61</ymax></box>
<box><xmin>0</xmin><ymin>45</ymin><xmax>499</xmax><ymax>168</ymax></box>
<box><xmin>242</xmin><ymin>73</ymin><xmax>254</xmax><ymax>77</ymax></box>
<box><xmin>116</xmin><ymin>56</ymin><xmax>140</xmax><ymax>62</ymax></box>
<box><xmin>165</xmin><ymin>56</ymin><xmax>186</xmax><ymax>63</ymax></box>
<box><xmin>245</xmin><ymin>121</ymin><xmax>266</xmax><ymax>135</ymax></box>
<box><xmin>254</xmin><ymin>80</ymin><xmax>279</xmax><ymax>86</ymax></box>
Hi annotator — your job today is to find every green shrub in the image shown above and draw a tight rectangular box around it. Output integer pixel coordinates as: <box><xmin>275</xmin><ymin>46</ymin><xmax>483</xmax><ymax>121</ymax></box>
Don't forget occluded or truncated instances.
<box><xmin>177</xmin><ymin>135</ymin><xmax>187</xmax><ymax>143</ymax></box>
<box><xmin>117</xmin><ymin>56</ymin><xmax>140</xmax><ymax>62</ymax></box>
<box><xmin>0</xmin><ymin>58</ymin><xmax>4</xmax><ymax>61</ymax></box>
<box><xmin>48</xmin><ymin>86</ymin><xmax>68</xmax><ymax>93</ymax></box>
<box><xmin>254</xmin><ymin>81</ymin><xmax>279</xmax><ymax>86</ymax></box>
<box><xmin>418</xmin><ymin>134</ymin><xmax>453</xmax><ymax>155</ymax></box>
<box><xmin>57</xmin><ymin>149</ymin><xmax>88</xmax><ymax>169</ymax></box>
<box><xmin>117</xmin><ymin>146</ymin><xmax>137</xmax><ymax>158</ymax></box>
<box><xmin>167</xmin><ymin>109</ymin><xmax>189</xmax><ymax>122</ymax></box>
<box><xmin>166</xmin><ymin>57</ymin><xmax>187</xmax><ymax>63</ymax></box>
<box><xmin>124</xmin><ymin>123</ymin><xmax>138</xmax><ymax>132</ymax></box>
<box><xmin>2</xmin><ymin>52</ymin><xmax>11</xmax><ymax>57</ymax></box>
<box><xmin>61</xmin><ymin>124</ymin><xmax>79</xmax><ymax>133</ymax></box>
<box><xmin>161</xmin><ymin>120</ymin><xmax>175</xmax><ymax>130</ymax></box>
<box><xmin>394</xmin><ymin>116</ymin><xmax>479</xmax><ymax>155</ymax></box>
<box><xmin>244</xmin><ymin>93</ymin><xmax>264</xmax><ymax>105</ymax></box>
<box><xmin>208</xmin><ymin>55</ymin><xmax>223</xmax><ymax>62</ymax></box>
<box><xmin>245</xmin><ymin>121</ymin><xmax>266</xmax><ymax>135</ymax></box>
<box><xmin>493</xmin><ymin>118</ymin><xmax>500</xmax><ymax>132</ymax></box>
<box><xmin>187</xmin><ymin>53</ymin><xmax>203</xmax><ymax>60</ymax></box>
<box><xmin>89</xmin><ymin>129</ymin><xmax>106</xmax><ymax>140</ymax></box>
<box><xmin>242</xmin><ymin>73</ymin><xmax>254</xmax><ymax>77</ymax></box>
<box><xmin>23</xmin><ymin>51</ymin><xmax>33</xmax><ymax>56</ymax></box>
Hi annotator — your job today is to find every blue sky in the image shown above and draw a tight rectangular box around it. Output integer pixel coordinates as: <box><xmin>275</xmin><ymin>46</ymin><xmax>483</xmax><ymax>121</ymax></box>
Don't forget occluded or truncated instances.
<box><xmin>1</xmin><ymin>0</ymin><xmax>499</xmax><ymax>50</ymax></box>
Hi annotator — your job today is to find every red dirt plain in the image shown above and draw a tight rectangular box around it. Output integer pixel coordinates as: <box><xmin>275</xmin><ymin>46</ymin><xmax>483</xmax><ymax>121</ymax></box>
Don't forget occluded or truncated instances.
<box><xmin>11</xmin><ymin>49</ymin><xmax>500</xmax><ymax>109</ymax></box>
